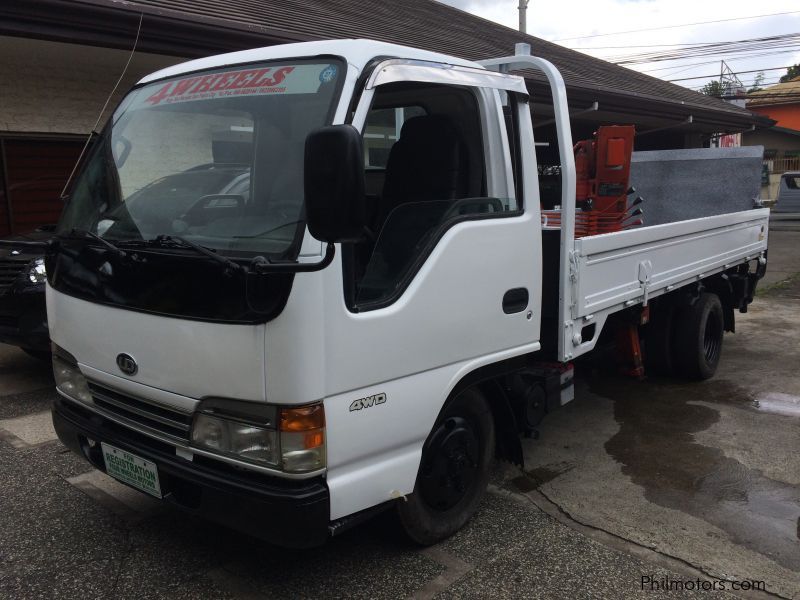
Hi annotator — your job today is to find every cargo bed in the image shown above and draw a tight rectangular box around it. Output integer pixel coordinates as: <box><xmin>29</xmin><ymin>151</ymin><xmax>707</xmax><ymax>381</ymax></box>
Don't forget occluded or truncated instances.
<box><xmin>558</xmin><ymin>208</ymin><xmax>769</xmax><ymax>360</ymax></box>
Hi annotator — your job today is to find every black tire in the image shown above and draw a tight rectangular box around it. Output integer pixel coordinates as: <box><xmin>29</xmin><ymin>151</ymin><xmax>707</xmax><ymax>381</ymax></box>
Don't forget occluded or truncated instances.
<box><xmin>22</xmin><ymin>348</ymin><xmax>51</xmax><ymax>362</ymax></box>
<box><xmin>672</xmin><ymin>293</ymin><xmax>724</xmax><ymax>380</ymax></box>
<box><xmin>398</xmin><ymin>388</ymin><xmax>494</xmax><ymax>545</ymax></box>
<box><xmin>645</xmin><ymin>303</ymin><xmax>675</xmax><ymax>376</ymax></box>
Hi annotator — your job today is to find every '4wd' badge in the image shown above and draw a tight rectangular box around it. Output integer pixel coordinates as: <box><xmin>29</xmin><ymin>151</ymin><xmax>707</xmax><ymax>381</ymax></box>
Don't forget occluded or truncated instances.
<box><xmin>349</xmin><ymin>393</ymin><xmax>387</xmax><ymax>412</ymax></box>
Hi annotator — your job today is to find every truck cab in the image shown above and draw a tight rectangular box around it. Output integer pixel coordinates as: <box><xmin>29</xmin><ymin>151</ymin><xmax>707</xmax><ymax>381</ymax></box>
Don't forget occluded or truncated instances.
<box><xmin>47</xmin><ymin>40</ymin><xmax>544</xmax><ymax>546</ymax></box>
<box><xmin>45</xmin><ymin>39</ymin><xmax>768</xmax><ymax>548</ymax></box>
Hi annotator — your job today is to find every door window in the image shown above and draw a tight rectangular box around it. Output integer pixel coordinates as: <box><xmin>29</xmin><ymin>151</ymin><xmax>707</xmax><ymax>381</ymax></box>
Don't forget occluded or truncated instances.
<box><xmin>347</xmin><ymin>83</ymin><xmax>518</xmax><ymax>310</ymax></box>
<box><xmin>363</xmin><ymin>106</ymin><xmax>426</xmax><ymax>169</ymax></box>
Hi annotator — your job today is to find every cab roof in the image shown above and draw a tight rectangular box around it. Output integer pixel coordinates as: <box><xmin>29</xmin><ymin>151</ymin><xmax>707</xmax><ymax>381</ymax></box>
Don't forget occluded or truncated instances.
<box><xmin>139</xmin><ymin>39</ymin><xmax>482</xmax><ymax>85</ymax></box>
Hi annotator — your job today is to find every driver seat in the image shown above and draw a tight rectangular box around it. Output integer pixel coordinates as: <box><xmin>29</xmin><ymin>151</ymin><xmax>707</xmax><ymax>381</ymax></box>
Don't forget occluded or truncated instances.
<box><xmin>376</xmin><ymin>114</ymin><xmax>470</xmax><ymax>230</ymax></box>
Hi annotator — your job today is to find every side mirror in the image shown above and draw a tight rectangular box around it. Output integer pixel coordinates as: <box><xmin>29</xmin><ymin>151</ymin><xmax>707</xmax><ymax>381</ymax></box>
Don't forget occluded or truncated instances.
<box><xmin>304</xmin><ymin>125</ymin><xmax>366</xmax><ymax>243</ymax></box>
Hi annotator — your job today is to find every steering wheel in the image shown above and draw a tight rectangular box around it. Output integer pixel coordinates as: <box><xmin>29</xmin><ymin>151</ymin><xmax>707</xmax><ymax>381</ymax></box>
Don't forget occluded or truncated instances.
<box><xmin>182</xmin><ymin>194</ymin><xmax>245</xmax><ymax>224</ymax></box>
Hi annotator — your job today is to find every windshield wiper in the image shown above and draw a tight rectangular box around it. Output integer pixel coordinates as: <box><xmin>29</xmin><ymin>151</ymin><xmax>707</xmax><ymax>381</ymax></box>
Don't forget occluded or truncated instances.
<box><xmin>152</xmin><ymin>235</ymin><xmax>244</xmax><ymax>274</ymax></box>
<box><xmin>69</xmin><ymin>228</ymin><xmax>127</xmax><ymax>258</ymax></box>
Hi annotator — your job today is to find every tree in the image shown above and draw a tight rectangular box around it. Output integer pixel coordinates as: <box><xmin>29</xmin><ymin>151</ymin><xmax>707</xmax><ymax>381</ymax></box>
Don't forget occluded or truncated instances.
<box><xmin>748</xmin><ymin>72</ymin><xmax>765</xmax><ymax>93</ymax></box>
<box><xmin>700</xmin><ymin>80</ymin><xmax>724</xmax><ymax>97</ymax></box>
<box><xmin>779</xmin><ymin>64</ymin><xmax>800</xmax><ymax>83</ymax></box>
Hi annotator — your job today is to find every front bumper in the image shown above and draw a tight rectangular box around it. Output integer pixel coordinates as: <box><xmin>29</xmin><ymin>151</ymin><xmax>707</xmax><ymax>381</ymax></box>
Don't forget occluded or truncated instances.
<box><xmin>53</xmin><ymin>395</ymin><xmax>331</xmax><ymax>548</ymax></box>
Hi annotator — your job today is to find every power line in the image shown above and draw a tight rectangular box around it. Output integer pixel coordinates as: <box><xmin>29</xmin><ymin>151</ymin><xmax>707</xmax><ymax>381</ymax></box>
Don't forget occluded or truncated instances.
<box><xmin>642</xmin><ymin>60</ymin><xmax>734</xmax><ymax>74</ymax></box>
<box><xmin>605</xmin><ymin>33</ymin><xmax>800</xmax><ymax>65</ymax></box>
<box><xmin>578</xmin><ymin>41</ymin><xmax>729</xmax><ymax>50</ymax></box>
<box><xmin>668</xmin><ymin>66</ymin><xmax>795</xmax><ymax>82</ymax></box>
<box><xmin>623</xmin><ymin>47</ymin><xmax>800</xmax><ymax>68</ymax></box>
<box><xmin>552</xmin><ymin>10</ymin><xmax>800</xmax><ymax>42</ymax></box>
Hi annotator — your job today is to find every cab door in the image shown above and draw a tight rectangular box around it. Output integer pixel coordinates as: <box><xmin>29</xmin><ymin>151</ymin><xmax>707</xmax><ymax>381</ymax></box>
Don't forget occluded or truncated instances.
<box><xmin>319</xmin><ymin>61</ymin><xmax>544</xmax><ymax>518</ymax></box>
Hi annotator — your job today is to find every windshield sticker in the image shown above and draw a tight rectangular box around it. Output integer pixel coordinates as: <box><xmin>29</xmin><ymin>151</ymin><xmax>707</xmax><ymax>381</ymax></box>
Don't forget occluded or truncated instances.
<box><xmin>140</xmin><ymin>64</ymin><xmax>335</xmax><ymax>107</ymax></box>
<box><xmin>319</xmin><ymin>64</ymin><xmax>338</xmax><ymax>83</ymax></box>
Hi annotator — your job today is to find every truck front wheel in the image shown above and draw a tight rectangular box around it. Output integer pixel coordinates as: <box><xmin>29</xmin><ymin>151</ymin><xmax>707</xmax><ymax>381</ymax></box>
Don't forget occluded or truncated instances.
<box><xmin>673</xmin><ymin>292</ymin><xmax>724</xmax><ymax>380</ymax></box>
<box><xmin>398</xmin><ymin>388</ymin><xmax>494</xmax><ymax>545</ymax></box>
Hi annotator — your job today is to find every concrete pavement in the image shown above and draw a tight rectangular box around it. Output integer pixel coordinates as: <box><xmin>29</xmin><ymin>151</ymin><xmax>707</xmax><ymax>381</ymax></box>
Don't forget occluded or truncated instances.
<box><xmin>0</xmin><ymin>227</ymin><xmax>798</xmax><ymax>598</ymax></box>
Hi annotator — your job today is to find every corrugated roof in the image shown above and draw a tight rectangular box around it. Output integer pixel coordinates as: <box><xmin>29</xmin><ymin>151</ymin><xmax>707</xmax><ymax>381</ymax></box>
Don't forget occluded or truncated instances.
<box><xmin>2</xmin><ymin>0</ymin><xmax>767</xmax><ymax>129</ymax></box>
<box><xmin>747</xmin><ymin>78</ymin><xmax>800</xmax><ymax>108</ymax></box>
<box><xmin>113</xmin><ymin>0</ymin><xmax>759</xmax><ymax>120</ymax></box>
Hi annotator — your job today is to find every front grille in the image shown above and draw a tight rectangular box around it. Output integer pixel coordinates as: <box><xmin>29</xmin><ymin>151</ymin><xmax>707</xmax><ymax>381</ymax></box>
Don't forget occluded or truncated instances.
<box><xmin>87</xmin><ymin>382</ymin><xmax>193</xmax><ymax>441</ymax></box>
<box><xmin>0</xmin><ymin>257</ymin><xmax>29</xmax><ymax>289</ymax></box>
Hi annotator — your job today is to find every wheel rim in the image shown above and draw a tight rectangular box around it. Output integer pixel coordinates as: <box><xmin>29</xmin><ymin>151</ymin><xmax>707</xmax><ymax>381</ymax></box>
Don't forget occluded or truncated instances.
<box><xmin>418</xmin><ymin>416</ymin><xmax>479</xmax><ymax>511</ymax></box>
<box><xmin>703</xmin><ymin>314</ymin><xmax>722</xmax><ymax>364</ymax></box>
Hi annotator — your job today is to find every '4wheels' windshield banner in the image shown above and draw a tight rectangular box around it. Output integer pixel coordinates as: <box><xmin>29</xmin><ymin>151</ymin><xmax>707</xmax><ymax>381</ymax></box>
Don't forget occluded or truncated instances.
<box><xmin>137</xmin><ymin>63</ymin><xmax>339</xmax><ymax>108</ymax></box>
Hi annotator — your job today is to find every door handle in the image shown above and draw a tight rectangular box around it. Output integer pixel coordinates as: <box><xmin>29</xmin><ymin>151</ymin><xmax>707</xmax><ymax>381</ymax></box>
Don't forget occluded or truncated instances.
<box><xmin>502</xmin><ymin>288</ymin><xmax>529</xmax><ymax>314</ymax></box>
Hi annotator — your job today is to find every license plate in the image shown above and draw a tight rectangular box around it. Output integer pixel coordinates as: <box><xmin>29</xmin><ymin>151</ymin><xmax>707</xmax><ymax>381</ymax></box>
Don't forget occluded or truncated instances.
<box><xmin>101</xmin><ymin>442</ymin><xmax>162</xmax><ymax>499</ymax></box>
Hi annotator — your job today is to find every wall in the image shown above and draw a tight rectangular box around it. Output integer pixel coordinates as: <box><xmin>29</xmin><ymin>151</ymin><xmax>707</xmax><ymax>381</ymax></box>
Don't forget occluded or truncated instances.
<box><xmin>0</xmin><ymin>36</ymin><xmax>183</xmax><ymax>135</ymax></box>
<box><xmin>0</xmin><ymin>36</ymin><xmax>185</xmax><ymax>234</ymax></box>
<box><xmin>744</xmin><ymin>128</ymin><xmax>800</xmax><ymax>154</ymax></box>
<box><xmin>749</xmin><ymin>104</ymin><xmax>800</xmax><ymax>132</ymax></box>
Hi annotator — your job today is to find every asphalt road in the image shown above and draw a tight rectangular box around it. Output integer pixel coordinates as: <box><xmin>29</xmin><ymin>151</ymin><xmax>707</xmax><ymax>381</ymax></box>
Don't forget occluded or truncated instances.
<box><xmin>0</xmin><ymin>229</ymin><xmax>797</xmax><ymax>599</ymax></box>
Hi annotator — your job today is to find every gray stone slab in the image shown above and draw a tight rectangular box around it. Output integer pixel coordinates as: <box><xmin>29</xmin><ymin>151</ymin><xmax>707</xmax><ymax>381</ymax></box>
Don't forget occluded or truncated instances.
<box><xmin>629</xmin><ymin>146</ymin><xmax>764</xmax><ymax>226</ymax></box>
<box><xmin>0</xmin><ymin>343</ymin><xmax>53</xmax><ymax>397</ymax></box>
<box><xmin>0</xmin><ymin>410</ymin><xmax>56</xmax><ymax>447</ymax></box>
<box><xmin>0</xmin><ymin>387</ymin><xmax>58</xmax><ymax>420</ymax></box>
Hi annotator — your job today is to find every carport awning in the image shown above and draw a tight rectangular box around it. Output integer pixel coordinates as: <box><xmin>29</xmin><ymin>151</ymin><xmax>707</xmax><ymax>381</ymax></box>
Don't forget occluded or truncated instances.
<box><xmin>0</xmin><ymin>0</ymin><xmax>773</xmax><ymax>134</ymax></box>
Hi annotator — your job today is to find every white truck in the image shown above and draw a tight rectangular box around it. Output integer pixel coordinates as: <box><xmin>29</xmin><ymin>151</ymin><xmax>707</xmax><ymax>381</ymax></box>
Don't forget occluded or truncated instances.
<box><xmin>36</xmin><ymin>39</ymin><xmax>768</xmax><ymax>547</ymax></box>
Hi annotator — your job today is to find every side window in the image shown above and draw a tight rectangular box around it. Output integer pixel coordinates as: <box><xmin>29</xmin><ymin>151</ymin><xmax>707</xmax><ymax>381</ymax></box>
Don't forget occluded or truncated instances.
<box><xmin>363</xmin><ymin>106</ymin><xmax>426</xmax><ymax>169</ymax></box>
<box><xmin>347</xmin><ymin>83</ymin><xmax>518</xmax><ymax>310</ymax></box>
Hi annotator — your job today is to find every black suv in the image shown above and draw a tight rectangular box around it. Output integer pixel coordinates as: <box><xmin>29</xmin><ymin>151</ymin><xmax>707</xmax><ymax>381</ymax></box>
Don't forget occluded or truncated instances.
<box><xmin>0</xmin><ymin>226</ymin><xmax>53</xmax><ymax>359</ymax></box>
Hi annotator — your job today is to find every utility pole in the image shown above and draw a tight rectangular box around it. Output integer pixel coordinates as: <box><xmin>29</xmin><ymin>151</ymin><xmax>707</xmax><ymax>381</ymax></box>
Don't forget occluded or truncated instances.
<box><xmin>518</xmin><ymin>0</ymin><xmax>529</xmax><ymax>34</ymax></box>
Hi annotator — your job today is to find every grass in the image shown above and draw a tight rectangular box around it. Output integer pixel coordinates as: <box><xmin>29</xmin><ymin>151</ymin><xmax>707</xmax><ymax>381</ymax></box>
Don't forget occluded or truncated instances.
<box><xmin>756</xmin><ymin>272</ymin><xmax>800</xmax><ymax>297</ymax></box>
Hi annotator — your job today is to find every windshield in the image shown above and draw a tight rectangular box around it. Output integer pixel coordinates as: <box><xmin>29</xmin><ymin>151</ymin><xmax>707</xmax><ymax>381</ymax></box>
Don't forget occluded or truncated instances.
<box><xmin>58</xmin><ymin>59</ymin><xmax>344</xmax><ymax>258</ymax></box>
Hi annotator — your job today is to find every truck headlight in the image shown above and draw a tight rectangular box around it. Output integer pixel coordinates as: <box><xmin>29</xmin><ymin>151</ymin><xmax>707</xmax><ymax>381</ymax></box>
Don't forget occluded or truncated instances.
<box><xmin>191</xmin><ymin>413</ymin><xmax>279</xmax><ymax>466</ymax></box>
<box><xmin>27</xmin><ymin>257</ymin><xmax>46</xmax><ymax>284</ymax></box>
<box><xmin>190</xmin><ymin>402</ymin><xmax>325</xmax><ymax>474</ymax></box>
<box><xmin>52</xmin><ymin>352</ymin><xmax>92</xmax><ymax>404</ymax></box>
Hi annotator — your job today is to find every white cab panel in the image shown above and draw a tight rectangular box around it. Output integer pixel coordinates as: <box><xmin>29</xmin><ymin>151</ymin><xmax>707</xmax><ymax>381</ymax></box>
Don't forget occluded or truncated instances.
<box><xmin>263</xmin><ymin>269</ymin><xmax>327</xmax><ymax>405</ymax></box>
<box><xmin>321</xmin><ymin>213</ymin><xmax>542</xmax><ymax>519</ymax></box>
<box><xmin>325</xmin><ymin>342</ymin><xmax>539</xmax><ymax>519</ymax></box>
<box><xmin>324</xmin><ymin>213</ymin><xmax>541</xmax><ymax>395</ymax></box>
<box><xmin>46</xmin><ymin>287</ymin><xmax>267</xmax><ymax>402</ymax></box>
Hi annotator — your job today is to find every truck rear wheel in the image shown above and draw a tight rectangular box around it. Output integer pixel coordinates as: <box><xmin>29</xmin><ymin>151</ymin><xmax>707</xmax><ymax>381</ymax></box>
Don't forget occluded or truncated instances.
<box><xmin>398</xmin><ymin>388</ymin><xmax>494</xmax><ymax>545</ymax></box>
<box><xmin>672</xmin><ymin>293</ymin><xmax>724</xmax><ymax>380</ymax></box>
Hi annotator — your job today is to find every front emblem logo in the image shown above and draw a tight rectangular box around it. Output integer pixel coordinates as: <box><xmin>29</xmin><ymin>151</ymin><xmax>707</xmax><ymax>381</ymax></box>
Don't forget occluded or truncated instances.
<box><xmin>116</xmin><ymin>353</ymin><xmax>138</xmax><ymax>376</ymax></box>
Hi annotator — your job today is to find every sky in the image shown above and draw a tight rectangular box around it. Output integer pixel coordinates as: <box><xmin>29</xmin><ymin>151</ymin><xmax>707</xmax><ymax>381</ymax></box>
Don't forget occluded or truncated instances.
<box><xmin>437</xmin><ymin>0</ymin><xmax>800</xmax><ymax>93</ymax></box>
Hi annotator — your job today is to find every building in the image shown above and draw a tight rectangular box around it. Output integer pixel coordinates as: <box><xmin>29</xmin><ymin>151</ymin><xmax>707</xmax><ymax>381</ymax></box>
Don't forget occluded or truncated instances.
<box><xmin>744</xmin><ymin>77</ymin><xmax>800</xmax><ymax>199</ymax></box>
<box><xmin>0</xmin><ymin>0</ymin><xmax>770</xmax><ymax>235</ymax></box>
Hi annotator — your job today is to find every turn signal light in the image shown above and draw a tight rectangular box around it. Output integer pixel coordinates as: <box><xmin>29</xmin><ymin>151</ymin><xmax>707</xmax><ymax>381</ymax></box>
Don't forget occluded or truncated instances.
<box><xmin>280</xmin><ymin>405</ymin><xmax>325</xmax><ymax>472</ymax></box>
<box><xmin>280</xmin><ymin>405</ymin><xmax>325</xmax><ymax>433</ymax></box>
